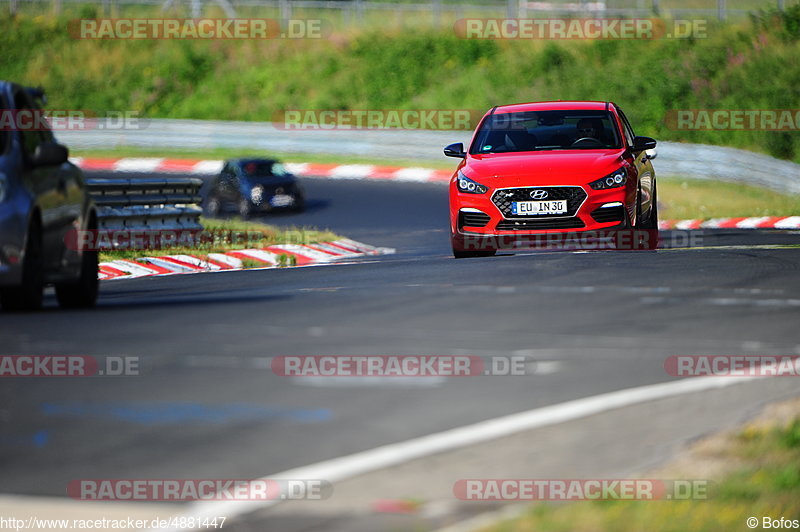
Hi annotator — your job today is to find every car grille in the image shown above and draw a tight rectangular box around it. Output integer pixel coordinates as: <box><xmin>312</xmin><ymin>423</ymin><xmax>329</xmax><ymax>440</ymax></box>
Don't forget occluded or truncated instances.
<box><xmin>496</xmin><ymin>217</ymin><xmax>585</xmax><ymax>231</ymax></box>
<box><xmin>591</xmin><ymin>205</ymin><xmax>626</xmax><ymax>224</ymax></box>
<box><xmin>491</xmin><ymin>187</ymin><xmax>587</xmax><ymax>219</ymax></box>
<box><xmin>459</xmin><ymin>211</ymin><xmax>491</xmax><ymax>228</ymax></box>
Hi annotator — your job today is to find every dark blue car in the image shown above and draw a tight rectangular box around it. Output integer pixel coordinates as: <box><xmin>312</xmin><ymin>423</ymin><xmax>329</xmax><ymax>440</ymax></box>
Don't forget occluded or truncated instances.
<box><xmin>205</xmin><ymin>158</ymin><xmax>305</xmax><ymax>218</ymax></box>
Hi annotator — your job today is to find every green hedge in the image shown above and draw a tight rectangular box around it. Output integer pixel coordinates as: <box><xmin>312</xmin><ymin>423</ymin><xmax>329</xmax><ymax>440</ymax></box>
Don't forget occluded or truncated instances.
<box><xmin>2</xmin><ymin>6</ymin><xmax>800</xmax><ymax>161</ymax></box>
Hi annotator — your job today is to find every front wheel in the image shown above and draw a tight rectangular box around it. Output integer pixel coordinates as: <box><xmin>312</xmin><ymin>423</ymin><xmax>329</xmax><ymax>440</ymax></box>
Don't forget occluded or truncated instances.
<box><xmin>639</xmin><ymin>180</ymin><xmax>658</xmax><ymax>230</ymax></box>
<box><xmin>205</xmin><ymin>195</ymin><xmax>221</xmax><ymax>217</ymax></box>
<box><xmin>238</xmin><ymin>198</ymin><xmax>252</xmax><ymax>220</ymax></box>
<box><xmin>55</xmin><ymin>246</ymin><xmax>99</xmax><ymax>309</ymax></box>
<box><xmin>632</xmin><ymin>181</ymin><xmax>659</xmax><ymax>250</ymax></box>
<box><xmin>0</xmin><ymin>221</ymin><xmax>44</xmax><ymax>311</ymax></box>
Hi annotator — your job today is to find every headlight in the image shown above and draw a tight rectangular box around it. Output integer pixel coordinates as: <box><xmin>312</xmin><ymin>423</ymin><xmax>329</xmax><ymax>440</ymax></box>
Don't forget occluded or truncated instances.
<box><xmin>250</xmin><ymin>185</ymin><xmax>264</xmax><ymax>203</ymax></box>
<box><xmin>456</xmin><ymin>172</ymin><xmax>488</xmax><ymax>194</ymax></box>
<box><xmin>0</xmin><ymin>173</ymin><xmax>7</xmax><ymax>203</ymax></box>
<box><xmin>589</xmin><ymin>168</ymin><xmax>627</xmax><ymax>190</ymax></box>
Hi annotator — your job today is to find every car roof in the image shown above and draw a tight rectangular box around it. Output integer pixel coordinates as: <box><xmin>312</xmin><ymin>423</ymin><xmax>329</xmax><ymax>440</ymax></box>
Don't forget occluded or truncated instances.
<box><xmin>492</xmin><ymin>101</ymin><xmax>611</xmax><ymax>114</ymax></box>
<box><xmin>227</xmin><ymin>158</ymin><xmax>279</xmax><ymax>166</ymax></box>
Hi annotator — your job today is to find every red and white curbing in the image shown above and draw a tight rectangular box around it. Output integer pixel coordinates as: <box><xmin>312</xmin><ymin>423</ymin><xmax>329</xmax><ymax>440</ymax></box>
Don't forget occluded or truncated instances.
<box><xmin>72</xmin><ymin>158</ymin><xmax>799</xmax><ymax>231</ymax></box>
<box><xmin>98</xmin><ymin>239</ymin><xmax>393</xmax><ymax>281</ymax></box>
<box><xmin>71</xmin><ymin>157</ymin><xmax>453</xmax><ymax>184</ymax></box>
<box><xmin>659</xmin><ymin>216</ymin><xmax>800</xmax><ymax>230</ymax></box>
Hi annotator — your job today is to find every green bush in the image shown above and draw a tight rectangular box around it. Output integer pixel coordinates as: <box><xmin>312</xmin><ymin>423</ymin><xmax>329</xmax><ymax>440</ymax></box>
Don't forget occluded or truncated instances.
<box><xmin>2</xmin><ymin>11</ymin><xmax>799</xmax><ymax>161</ymax></box>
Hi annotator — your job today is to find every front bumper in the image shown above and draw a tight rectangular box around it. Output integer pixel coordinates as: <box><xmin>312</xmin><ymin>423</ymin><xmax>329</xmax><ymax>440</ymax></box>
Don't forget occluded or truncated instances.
<box><xmin>450</xmin><ymin>181</ymin><xmax>650</xmax><ymax>251</ymax></box>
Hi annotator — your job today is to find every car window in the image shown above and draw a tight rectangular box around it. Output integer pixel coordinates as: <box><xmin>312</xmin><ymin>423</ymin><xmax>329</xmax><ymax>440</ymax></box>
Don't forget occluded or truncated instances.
<box><xmin>13</xmin><ymin>89</ymin><xmax>51</xmax><ymax>160</ymax></box>
<box><xmin>241</xmin><ymin>161</ymin><xmax>280</xmax><ymax>177</ymax></box>
<box><xmin>470</xmin><ymin>110</ymin><xmax>622</xmax><ymax>154</ymax></box>
<box><xmin>616</xmin><ymin>107</ymin><xmax>636</xmax><ymax>147</ymax></box>
<box><xmin>271</xmin><ymin>163</ymin><xmax>290</xmax><ymax>177</ymax></box>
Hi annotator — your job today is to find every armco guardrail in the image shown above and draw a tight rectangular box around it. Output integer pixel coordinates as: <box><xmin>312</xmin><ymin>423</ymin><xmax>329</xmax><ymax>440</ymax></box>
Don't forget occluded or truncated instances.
<box><xmin>62</xmin><ymin>118</ymin><xmax>800</xmax><ymax>195</ymax></box>
<box><xmin>87</xmin><ymin>177</ymin><xmax>203</xmax><ymax>232</ymax></box>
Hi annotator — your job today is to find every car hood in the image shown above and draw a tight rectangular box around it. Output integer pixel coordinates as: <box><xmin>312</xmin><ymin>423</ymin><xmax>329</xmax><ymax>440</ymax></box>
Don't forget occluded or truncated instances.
<box><xmin>463</xmin><ymin>150</ymin><xmax>627</xmax><ymax>187</ymax></box>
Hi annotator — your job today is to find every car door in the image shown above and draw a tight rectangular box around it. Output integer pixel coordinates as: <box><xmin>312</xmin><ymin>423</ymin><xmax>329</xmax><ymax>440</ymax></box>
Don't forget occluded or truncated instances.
<box><xmin>14</xmin><ymin>89</ymin><xmax>69</xmax><ymax>274</ymax></box>
<box><xmin>617</xmin><ymin>106</ymin><xmax>654</xmax><ymax>224</ymax></box>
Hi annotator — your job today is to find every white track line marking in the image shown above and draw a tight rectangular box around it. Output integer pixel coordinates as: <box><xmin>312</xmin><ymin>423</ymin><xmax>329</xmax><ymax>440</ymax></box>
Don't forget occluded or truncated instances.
<box><xmin>112</xmin><ymin>158</ymin><xmax>164</xmax><ymax>173</ymax></box>
<box><xmin>154</xmin><ymin>373</ymin><xmax>765</xmax><ymax>531</ymax></box>
<box><xmin>775</xmin><ymin>216</ymin><xmax>800</xmax><ymax>229</ymax></box>
<box><xmin>108</xmin><ymin>260</ymin><xmax>160</xmax><ymax>277</ymax></box>
<box><xmin>329</xmin><ymin>164</ymin><xmax>375</xmax><ymax>179</ymax></box>
<box><xmin>736</xmin><ymin>216</ymin><xmax>771</xmax><ymax>228</ymax></box>
<box><xmin>191</xmin><ymin>160</ymin><xmax>224</xmax><ymax>174</ymax></box>
<box><xmin>206</xmin><ymin>253</ymin><xmax>243</xmax><ymax>268</ymax></box>
<box><xmin>392</xmin><ymin>167</ymin><xmax>436</xmax><ymax>182</ymax></box>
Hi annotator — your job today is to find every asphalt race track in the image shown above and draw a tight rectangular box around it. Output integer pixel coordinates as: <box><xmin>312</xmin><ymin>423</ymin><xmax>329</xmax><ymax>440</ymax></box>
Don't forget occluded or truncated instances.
<box><xmin>1</xmin><ymin>172</ymin><xmax>800</xmax><ymax>530</ymax></box>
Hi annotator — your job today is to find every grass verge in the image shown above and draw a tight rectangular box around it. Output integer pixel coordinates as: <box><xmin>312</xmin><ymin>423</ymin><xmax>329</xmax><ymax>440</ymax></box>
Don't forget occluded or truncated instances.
<box><xmin>482</xmin><ymin>403</ymin><xmax>800</xmax><ymax>532</ymax></box>
<box><xmin>99</xmin><ymin>216</ymin><xmax>339</xmax><ymax>266</ymax></box>
<box><xmin>659</xmin><ymin>177</ymin><xmax>800</xmax><ymax>220</ymax></box>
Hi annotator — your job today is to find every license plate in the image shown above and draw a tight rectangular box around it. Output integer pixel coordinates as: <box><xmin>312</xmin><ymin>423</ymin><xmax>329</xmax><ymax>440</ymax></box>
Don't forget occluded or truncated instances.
<box><xmin>511</xmin><ymin>200</ymin><xmax>568</xmax><ymax>216</ymax></box>
<box><xmin>270</xmin><ymin>194</ymin><xmax>295</xmax><ymax>207</ymax></box>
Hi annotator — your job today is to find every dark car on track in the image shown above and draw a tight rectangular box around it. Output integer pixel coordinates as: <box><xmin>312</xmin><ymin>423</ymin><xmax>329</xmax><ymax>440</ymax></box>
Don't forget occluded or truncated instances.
<box><xmin>0</xmin><ymin>82</ymin><xmax>98</xmax><ymax>310</ymax></box>
<box><xmin>205</xmin><ymin>158</ymin><xmax>305</xmax><ymax>218</ymax></box>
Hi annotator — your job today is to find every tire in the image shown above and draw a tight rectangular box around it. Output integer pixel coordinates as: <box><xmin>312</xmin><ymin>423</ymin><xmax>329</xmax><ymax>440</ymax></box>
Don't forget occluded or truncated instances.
<box><xmin>633</xmin><ymin>180</ymin><xmax>658</xmax><ymax>250</ymax></box>
<box><xmin>238</xmin><ymin>198</ymin><xmax>251</xmax><ymax>220</ymax></box>
<box><xmin>639</xmin><ymin>180</ymin><xmax>658</xmax><ymax>230</ymax></box>
<box><xmin>205</xmin><ymin>195</ymin><xmax>221</xmax><ymax>217</ymax></box>
<box><xmin>0</xmin><ymin>220</ymin><xmax>44</xmax><ymax>311</ymax></box>
<box><xmin>55</xmin><ymin>245</ymin><xmax>98</xmax><ymax>309</ymax></box>
<box><xmin>453</xmin><ymin>249</ymin><xmax>497</xmax><ymax>259</ymax></box>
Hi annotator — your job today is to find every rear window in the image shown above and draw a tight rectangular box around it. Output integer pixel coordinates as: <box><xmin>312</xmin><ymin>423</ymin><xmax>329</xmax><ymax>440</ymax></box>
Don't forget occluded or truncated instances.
<box><xmin>470</xmin><ymin>109</ymin><xmax>622</xmax><ymax>154</ymax></box>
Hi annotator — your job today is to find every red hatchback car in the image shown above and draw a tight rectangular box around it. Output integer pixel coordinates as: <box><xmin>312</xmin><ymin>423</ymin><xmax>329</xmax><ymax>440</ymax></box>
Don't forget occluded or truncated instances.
<box><xmin>445</xmin><ymin>101</ymin><xmax>658</xmax><ymax>258</ymax></box>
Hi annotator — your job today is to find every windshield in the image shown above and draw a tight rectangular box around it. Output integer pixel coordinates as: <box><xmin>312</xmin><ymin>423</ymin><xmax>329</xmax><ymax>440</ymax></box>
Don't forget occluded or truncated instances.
<box><xmin>470</xmin><ymin>110</ymin><xmax>622</xmax><ymax>154</ymax></box>
<box><xmin>240</xmin><ymin>161</ymin><xmax>290</xmax><ymax>177</ymax></box>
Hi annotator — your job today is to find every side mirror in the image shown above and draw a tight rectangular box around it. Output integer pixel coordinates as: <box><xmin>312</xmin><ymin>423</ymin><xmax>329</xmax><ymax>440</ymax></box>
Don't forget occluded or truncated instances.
<box><xmin>645</xmin><ymin>148</ymin><xmax>657</xmax><ymax>160</ymax></box>
<box><xmin>632</xmin><ymin>136</ymin><xmax>657</xmax><ymax>152</ymax></box>
<box><xmin>444</xmin><ymin>142</ymin><xmax>466</xmax><ymax>158</ymax></box>
<box><xmin>32</xmin><ymin>141</ymin><xmax>68</xmax><ymax>166</ymax></box>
